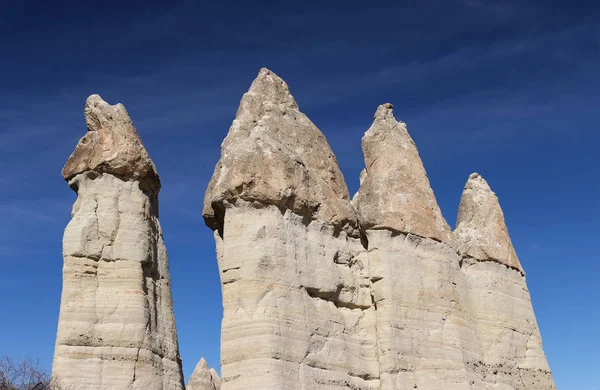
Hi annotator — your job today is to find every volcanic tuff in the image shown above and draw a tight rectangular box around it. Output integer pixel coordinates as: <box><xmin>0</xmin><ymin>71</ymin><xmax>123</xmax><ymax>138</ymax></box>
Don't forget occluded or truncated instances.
<box><xmin>204</xmin><ymin>68</ymin><xmax>555</xmax><ymax>389</ymax></box>
<box><xmin>53</xmin><ymin>95</ymin><xmax>184</xmax><ymax>389</ymax></box>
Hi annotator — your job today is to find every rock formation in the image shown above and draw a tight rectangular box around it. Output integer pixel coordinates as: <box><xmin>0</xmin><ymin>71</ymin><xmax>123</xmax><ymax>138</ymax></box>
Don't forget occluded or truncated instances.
<box><xmin>353</xmin><ymin>103</ymin><xmax>453</xmax><ymax>244</ymax></box>
<box><xmin>204</xmin><ymin>68</ymin><xmax>554</xmax><ymax>389</ymax></box>
<box><xmin>455</xmin><ymin>173</ymin><xmax>552</xmax><ymax>388</ymax></box>
<box><xmin>187</xmin><ymin>358</ymin><xmax>221</xmax><ymax>390</ymax></box>
<box><xmin>53</xmin><ymin>95</ymin><xmax>185</xmax><ymax>390</ymax></box>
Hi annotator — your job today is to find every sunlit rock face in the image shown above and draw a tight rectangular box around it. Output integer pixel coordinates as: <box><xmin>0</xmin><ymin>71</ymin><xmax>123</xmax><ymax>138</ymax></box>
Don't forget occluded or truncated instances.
<box><xmin>204</xmin><ymin>68</ymin><xmax>377</xmax><ymax>389</ymax></box>
<box><xmin>204</xmin><ymin>68</ymin><xmax>554</xmax><ymax>390</ymax></box>
<box><xmin>187</xmin><ymin>357</ymin><xmax>221</xmax><ymax>390</ymax></box>
<box><xmin>455</xmin><ymin>173</ymin><xmax>554</xmax><ymax>388</ymax></box>
<box><xmin>53</xmin><ymin>95</ymin><xmax>184</xmax><ymax>390</ymax></box>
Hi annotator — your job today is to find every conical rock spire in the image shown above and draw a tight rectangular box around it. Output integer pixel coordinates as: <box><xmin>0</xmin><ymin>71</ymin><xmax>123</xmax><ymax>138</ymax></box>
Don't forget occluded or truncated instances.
<box><xmin>354</xmin><ymin>103</ymin><xmax>453</xmax><ymax>244</ymax></box>
<box><xmin>203</xmin><ymin>68</ymin><xmax>356</xmax><ymax>232</ymax></box>
<box><xmin>455</xmin><ymin>173</ymin><xmax>523</xmax><ymax>272</ymax></box>
<box><xmin>62</xmin><ymin>94</ymin><xmax>160</xmax><ymax>193</ymax></box>
<box><xmin>187</xmin><ymin>358</ymin><xmax>220</xmax><ymax>390</ymax></box>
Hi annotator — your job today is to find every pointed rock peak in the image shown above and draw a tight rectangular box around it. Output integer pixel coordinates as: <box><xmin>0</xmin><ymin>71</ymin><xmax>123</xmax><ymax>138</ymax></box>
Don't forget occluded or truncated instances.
<box><xmin>234</xmin><ymin>68</ymin><xmax>298</xmax><ymax>123</ymax></box>
<box><xmin>209</xmin><ymin>368</ymin><xmax>221</xmax><ymax>390</ymax></box>
<box><xmin>203</xmin><ymin>68</ymin><xmax>356</xmax><ymax>234</ymax></box>
<box><xmin>455</xmin><ymin>173</ymin><xmax>523</xmax><ymax>273</ymax></box>
<box><xmin>354</xmin><ymin>104</ymin><xmax>453</xmax><ymax>244</ymax></box>
<box><xmin>62</xmin><ymin>94</ymin><xmax>159</xmax><ymax>193</ymax></box>
<box><xmin>187</xmin><ymin>358</ymin><xmax>218</xmax><ymax>390</ymax></box>
<box><xmin>374</xmin><ymin>102</ymin><xmax>396</xmax><ymax>121</ymax></box>
<box><xmin>248</xmin><ymin>68</ymin><xmax>296</xmax><ymax>104</ymax></box>
<box><xmin>464</xmin><ymin>172</ymin><xmax>490</xmax><ymax>192</ymax></box>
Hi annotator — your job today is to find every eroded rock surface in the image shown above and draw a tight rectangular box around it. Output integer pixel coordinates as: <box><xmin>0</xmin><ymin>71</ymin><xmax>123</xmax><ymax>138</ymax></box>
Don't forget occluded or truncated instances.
<box><xmin>204</xmin><ymin>68</ymin><xmax>554</xmax><ymax>390</ymax></box>
<box><xmin>62</xmin><ymin>94</ymin><xmax>160</xmax><ymax>193</ymax></box>
<box><xmin>53</xmin><ymin>95</ymin><xmax>184</xmax><ymax>390</ymax></box>
<box><xmin>457</xmin><ymin>174</ymin><xmax>553</xmax><ymax>388</ymax></box>
<box><xmin>353</xmin><ymin>103</ymin><xmax>453</xmax><ymax>244</ymax></box>
<box><xmin>204</xmin><ymin>69</ymin><xmax>376</xmax><ymax>389</ymax></box>
<box><xmin>187</xmin><ymin>358</ymin><xmax>221</xmax><ymax>390</ymax></box>
<box><xmin>203</xmin><ymin>68</ymin><xmax>357</xmax><ymax>234</ymax></box>
<box><xmin>455</xmin><ymin>173</ymin><xmax>523</xmax><ymax>272</ymax></box>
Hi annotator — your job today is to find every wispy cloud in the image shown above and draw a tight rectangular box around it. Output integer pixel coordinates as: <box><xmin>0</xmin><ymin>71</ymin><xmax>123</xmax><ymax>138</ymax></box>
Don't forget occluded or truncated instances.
<box><xmin>0</xmin><ymin>199</ymin><xmax>68</xmax><ymax>223</ymax></box>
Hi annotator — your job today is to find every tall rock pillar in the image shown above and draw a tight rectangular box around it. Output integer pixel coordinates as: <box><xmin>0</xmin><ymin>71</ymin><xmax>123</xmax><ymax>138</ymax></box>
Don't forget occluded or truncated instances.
<box><xmin>203</xmin><ymin>69</ymin><xmax>379</xmax><ymax>389</ymax></box>
<box><xmin>455</xmin><ymin>173</ymin><xmax>555</xmax><ymax>388</ymax></box>
<box><xmin>354</xmin><ymin>104</ymin><xmax>484</xmax><ymax>389</ymax></box>
<box><xmin>52</xmin><ymin>95</ymin><xmax>185</xmax><ymax>390</ymax></box>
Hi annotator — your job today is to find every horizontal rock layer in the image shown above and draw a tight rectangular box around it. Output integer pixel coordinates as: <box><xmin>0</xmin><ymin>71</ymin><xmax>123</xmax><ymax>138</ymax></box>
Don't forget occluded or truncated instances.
<box><xmin>204</xmin><ymin>68</ymin><xmax>554</xmax><ymax>389</ymax></box>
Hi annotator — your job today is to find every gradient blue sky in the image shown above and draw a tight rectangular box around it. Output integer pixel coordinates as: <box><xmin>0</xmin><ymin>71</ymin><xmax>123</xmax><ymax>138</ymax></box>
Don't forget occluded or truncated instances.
<box><xmin>1</xmin><ymin>1</ymin><xmax>598</xmax><ymax>388</ymax></box>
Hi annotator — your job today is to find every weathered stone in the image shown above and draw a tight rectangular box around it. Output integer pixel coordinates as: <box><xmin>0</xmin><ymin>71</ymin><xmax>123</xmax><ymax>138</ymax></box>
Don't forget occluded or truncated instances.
<box><xmin>62</xmin><ymin>94</ymin><xmax>160</xmax><ymax>194</ymax></box>
<box><xmin>203</xmin><ymin>68</ymin><xmax>357</xmax><ymax>234</ymax></box>
<box><xmin>456</xmin><ymin>173</ymin><xmax>553</xmax><ymax>387</ymax></box>
<box><xmin>455</xmin><ymin>173</ymin><xmax>523</xmax><ymax>272</ymax></box>
<box><xmin>210</xmin><ymin>368</ymin><xmax>221</xmax><ymax>390</ymax></box>
<box><xmin>204</xmin><ymin>69</ymin><xmax>376</xmax><ymax>389</ymax></box>
<box><xmin>354</xmin><ymin>103</ymin><xmax>453</xmax><ymax>244</ymax></box>
<box><xmin>187</xmin><ymin>358</ymin><xmax>220</xmax><ymax>390</ymax></box>
<box><xmin>52</xmin><ymin>95</ymin><xmax>184</xmax><ymax>390</ymax></box>
<box><xmin>203</xmin><ymin>69</ymin><xmax>555</xmax><ymax>389</ymax></box>
<box><xmin>216</xmin><ymin>202</ymin><xmax>378</xmax><ymax>389</ymax></box>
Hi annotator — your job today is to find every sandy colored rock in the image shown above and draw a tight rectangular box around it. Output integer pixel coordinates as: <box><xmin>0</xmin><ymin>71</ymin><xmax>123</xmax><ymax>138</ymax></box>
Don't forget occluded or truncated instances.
<box><xmin>455</xmin><ymin>173</ymin><xmax>523</xmax><ymax>272</ymax></box>
<box><xmin>203</xmin><ymin>68</ymin><xmax>356</xmax><ymax>233</ymax></box>
<box><xmin>204</xmin><ymin>69</ymin><xmax>376</xmax><ymax>389</ymax></box>
<box><xmin>187</xmin><ymin>358</ymin><xmax>220</xmax><ymax>390</ymax></box>
<box><xmin>354</xmin><ymin>104</ymin><xmax>453</xmax><ymax>244</ymax></box>
<box><xmin>52</xmin><ymin>96</ymin><xmax>184</xmax><ymax>390</ymax></box>
<box><xmin>216</xmin><ymin>202</ymin><xmax>378</xmax><ymax>389</ymax></box>
<box><xmin>62</xmin><ymin>94</ymin><xmax>160</xmax><ymax>193</ymax></box>
<box><xmin>210</xmin><ymin>368</ymin><xmax>221</xmax><ymax>390</ymax></box>
<box><xmin>204</xmin><ymin>69</ymin><xmax>554</xmax><ymax>389</ymax></box>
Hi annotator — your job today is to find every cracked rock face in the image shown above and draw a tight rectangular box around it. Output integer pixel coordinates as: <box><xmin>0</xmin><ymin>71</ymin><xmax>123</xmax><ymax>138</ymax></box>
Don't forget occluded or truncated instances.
<box><xmin>204</xmin><ymin>68</ymin><xmax>554</xmax><ymax>389</ymax></box>
<box><xmin>52</xmin><ymin>95</ymin><xmax>184</xmax><ymax>390</ymax></box>
<box><xmin>187</xmin><ymin>358</ymin><xmax>221</xmax><ymax>390</ymax></box>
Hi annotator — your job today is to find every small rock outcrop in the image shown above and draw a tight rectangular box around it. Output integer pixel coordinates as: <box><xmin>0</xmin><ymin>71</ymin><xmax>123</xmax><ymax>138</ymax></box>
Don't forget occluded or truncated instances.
<box><xmin>53</xmin><ymin>95</ymin><xmax>185</xmax><ymax>390</ymax></box>
<box><xmin>204</xmin><ymin>68</ymin><xmax>554</xmax><ymax>389</ymax></box>
<box><xmin>187</xmin><ymin>358</ymin><xmax>221</xmax><ymax>390</ymax></box>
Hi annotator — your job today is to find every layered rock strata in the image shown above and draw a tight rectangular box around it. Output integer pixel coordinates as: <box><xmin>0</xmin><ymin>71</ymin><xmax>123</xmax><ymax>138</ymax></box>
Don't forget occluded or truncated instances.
<box><xmin>204</xmin><ymin>68</ymin><xmax>554</xmax><ymax>389</ymax></box>
<box><xmin>53</xmin><ymin>95</ymin><xmax>185</xmax><ymax>390</ymax></box>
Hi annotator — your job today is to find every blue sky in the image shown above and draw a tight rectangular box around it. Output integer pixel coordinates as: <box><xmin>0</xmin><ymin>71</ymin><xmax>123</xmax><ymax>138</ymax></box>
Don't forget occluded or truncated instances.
<box><xmin>1</xmin><ymin>1</ymin><xmax>598</xmax><ymax>388</ymax></box>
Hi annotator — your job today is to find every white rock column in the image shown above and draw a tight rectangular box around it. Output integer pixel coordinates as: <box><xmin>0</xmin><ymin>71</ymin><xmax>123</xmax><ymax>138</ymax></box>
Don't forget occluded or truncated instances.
<box><xmin>52</xmin><ymin>95</ymin><xmax>184</xmax><ymax>390</ymax></box>
<box><xmin>203</xmin><ymin>69</ymin><xmax>379</xmax><ymax>390</ymax></box>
